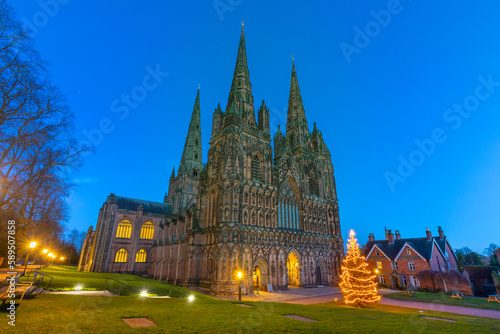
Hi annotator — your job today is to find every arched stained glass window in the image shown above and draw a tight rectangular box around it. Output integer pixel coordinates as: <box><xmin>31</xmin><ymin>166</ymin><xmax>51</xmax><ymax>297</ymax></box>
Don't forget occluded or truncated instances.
<box><xmin>115</xmin><ymin>248</ymin><xmax>127</xmax><ymax>262</ymax></box>
<box><xmin>251</xmin><ymin>155</ymin><xmax>261</xmax><ymax>181</ymax></box>
<box><xmin>278</xmin><ymin>181</ymin><xmax>300</xmax><ymax>230</ymax></box>
<box><xmin>116</xmin><ymin>220</ymin><xmax>132</xmax><ymax>238</ymax></box>
<box><xmin>140</xmin><ymin>222</ymin><xmax>154</xmax><ymax>239</ymax></box>
<box><xmin>135</xmin><ymin>249</ymin><xmax>146</xmax><ymax>262</ymax></box>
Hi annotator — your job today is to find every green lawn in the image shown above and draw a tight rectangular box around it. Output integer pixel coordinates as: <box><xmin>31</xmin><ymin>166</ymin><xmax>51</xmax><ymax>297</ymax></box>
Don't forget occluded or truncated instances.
<box><xmin>384</xmin><ymin>291</ymin><xmax>500</xmax><ymax>311</ymax></box>
<box><xmin>4</xmin><ymin>267</ymin><xmax>498</xmax><ymax>333</ymax></box>
<box><xmin>20</xmin><ymin>266</ymin><xmax>190</xmax><ymax>297</ymax></box>
<box><xmin>2</xmin><ymin>294</ymin><xmax>500</xmax><ymax>333</ymax></box>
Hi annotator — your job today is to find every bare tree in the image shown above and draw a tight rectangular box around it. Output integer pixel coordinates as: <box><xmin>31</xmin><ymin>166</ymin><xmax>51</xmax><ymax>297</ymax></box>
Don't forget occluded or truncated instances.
<box><xmin>0</xmin><ymin>1</ymin><xmax>89</xmax><ymax>263</ymax></box>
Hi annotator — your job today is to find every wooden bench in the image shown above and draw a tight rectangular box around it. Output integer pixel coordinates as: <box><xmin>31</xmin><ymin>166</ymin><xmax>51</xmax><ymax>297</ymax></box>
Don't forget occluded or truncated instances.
<box><xmin>0</xmin><ymin>286</ymin><xmax>9</xmax><ymax>305</ymax></box>
<box><xmin>5</xmin><ymin>274</ymin><xmax>34</xmax><ymax>301</ymax></box>
<box><xmin>451</xmin><ymin>292</ymin><xmax>465</xmax><ymax>300</ymax></box>
<box><xmin>402</xmin><ymin>290</ymin><xmax>416</xmax><ymax>296</ymax></box>
<box><xmin>487</xmin><ymin>295</ymin><xmax>500</xmax><ymax>303</ymax></box>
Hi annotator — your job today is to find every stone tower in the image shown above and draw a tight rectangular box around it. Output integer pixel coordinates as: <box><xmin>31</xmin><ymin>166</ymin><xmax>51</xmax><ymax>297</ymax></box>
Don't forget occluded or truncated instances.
<box><xmin>166</xmin><ymin>89</ymin><xmax>202</xmax><ymax>214</ymax></box>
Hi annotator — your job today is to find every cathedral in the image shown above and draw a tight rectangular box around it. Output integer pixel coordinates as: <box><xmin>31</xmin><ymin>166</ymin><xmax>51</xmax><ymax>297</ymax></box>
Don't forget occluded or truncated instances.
<box><xmin>78</xmin><ymin>26</ymin><xmax>344</xmax><ymax>295</ymax></box>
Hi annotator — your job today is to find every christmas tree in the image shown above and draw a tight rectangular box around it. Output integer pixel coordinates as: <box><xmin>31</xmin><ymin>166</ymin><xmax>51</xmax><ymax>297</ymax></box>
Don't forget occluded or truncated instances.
<box><xmin>339</xmin><ymin>229</ymin><xmax>381</xmax><ymax>307</ymax></box>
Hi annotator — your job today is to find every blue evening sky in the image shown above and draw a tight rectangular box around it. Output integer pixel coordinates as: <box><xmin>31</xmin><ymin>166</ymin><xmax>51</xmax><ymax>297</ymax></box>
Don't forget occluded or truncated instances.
<box><xmin>11</xmin><ymin>0</ymin><xmax>500</xmax><ymax>252</ymax></box>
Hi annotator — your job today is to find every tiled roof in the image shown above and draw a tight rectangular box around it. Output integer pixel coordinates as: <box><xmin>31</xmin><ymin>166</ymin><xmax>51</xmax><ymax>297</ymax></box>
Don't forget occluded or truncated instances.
<box><xmin>106</xmin><ymin>194</ymin><xmax>172</xmax><ymax>215</ymax></box>
<box><xmin>363</xmin><ymin>236</ymin><xmax>449</xmax><ymax>261</ymax></box>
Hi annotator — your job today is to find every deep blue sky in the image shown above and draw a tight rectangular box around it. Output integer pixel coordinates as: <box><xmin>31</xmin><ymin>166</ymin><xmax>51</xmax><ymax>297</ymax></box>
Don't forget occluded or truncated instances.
<box><xmin>11</xmin><ymin>1</ymin><xmax>500</xmax><ymax>253</ymax></box>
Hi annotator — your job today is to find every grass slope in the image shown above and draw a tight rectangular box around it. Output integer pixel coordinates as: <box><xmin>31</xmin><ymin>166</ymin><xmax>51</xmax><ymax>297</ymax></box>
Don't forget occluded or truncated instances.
<box><xmin>2</xmin><ymin>295</ymin><xmax>500</xmax><ymax>333</ymax></box>
<box><xmin>22</xmin><ymin>266</ymin><xmax>189</xmax><ymax>297</ymax></box>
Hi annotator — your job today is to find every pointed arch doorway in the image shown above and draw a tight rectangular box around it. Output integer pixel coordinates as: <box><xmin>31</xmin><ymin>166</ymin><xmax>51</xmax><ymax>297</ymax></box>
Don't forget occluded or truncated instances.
<box><xmin>252</xmin><ymin>258</ymin><xmax>269</xmax><ymax>292</ymax></box>
<box><xmin>287</xmin><ymin>250</ymin><xmax>300</xmax><ymax>286</ymax></box>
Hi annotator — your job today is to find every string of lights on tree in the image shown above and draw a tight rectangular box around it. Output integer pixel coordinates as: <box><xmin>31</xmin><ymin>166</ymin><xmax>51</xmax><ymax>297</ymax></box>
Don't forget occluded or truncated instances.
<box><xmin>339</xmin><ymin>229</ymin><xmax>381</xmax><ymax>307</ymax></box>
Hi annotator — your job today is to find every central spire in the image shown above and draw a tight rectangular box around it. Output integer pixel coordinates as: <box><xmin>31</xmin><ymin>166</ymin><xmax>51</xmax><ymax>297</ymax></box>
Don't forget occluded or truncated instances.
<box><xmin>286</xmin><ymin>60</ymin><xmax>309</xmax><ymax>147</ymax></box>
<box><xmin>226</xmin><ymin>24</ymin><xmax>255</xmax><ymax>124</ymax></box>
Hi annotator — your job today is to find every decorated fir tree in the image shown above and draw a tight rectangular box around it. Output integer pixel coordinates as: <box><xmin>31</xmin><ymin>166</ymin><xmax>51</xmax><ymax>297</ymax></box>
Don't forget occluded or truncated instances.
<box><xmin>339</xmin><ymin>229</ymin><xmax>381</xmax><ymax>307</ymax></box>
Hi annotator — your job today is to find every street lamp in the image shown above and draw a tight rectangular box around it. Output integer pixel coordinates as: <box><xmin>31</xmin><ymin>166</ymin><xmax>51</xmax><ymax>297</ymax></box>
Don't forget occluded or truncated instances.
<box><xmin>43</xmin><ymin>249</ymin><xmax>48</xmax><ymax>254</ymax></box>
<box><xmin>23</xmin><ymin>241</ymin><xmax>37</xmax><ymax>276</ymax></box>
<box><xmin>237</xmin><ymin>271</ymin><xmax>243</xmax><ymax>301</ymax></box>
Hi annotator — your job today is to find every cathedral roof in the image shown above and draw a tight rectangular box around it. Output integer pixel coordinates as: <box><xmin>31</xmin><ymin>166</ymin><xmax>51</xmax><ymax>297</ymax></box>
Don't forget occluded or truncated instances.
<box><xmin>106</xmin><ymin>194</ymin><xmax>172</xmax><ymax>215</ymax></box>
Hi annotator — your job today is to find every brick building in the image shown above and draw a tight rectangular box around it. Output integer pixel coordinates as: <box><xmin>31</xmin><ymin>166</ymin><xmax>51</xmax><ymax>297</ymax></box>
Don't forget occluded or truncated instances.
<box><xmin>363</xmin><ymin>227</ymin><xmax>458</xmax><ymax>289</ymax></box>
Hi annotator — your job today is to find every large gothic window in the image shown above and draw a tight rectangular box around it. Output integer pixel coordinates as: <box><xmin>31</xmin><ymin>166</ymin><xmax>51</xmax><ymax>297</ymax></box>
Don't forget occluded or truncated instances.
<box><xmin>309</xmin><ymin>172</ymin><xmax>318</xmax><ymax>196</ymax></box>
<box><xmin>251</xmin><ymin>155</ymin><xmax>261</xmax><ymax>181</ymax></box>
<box><xmin>140</xmin><ymin>222</ymin><xmax>154</xmax><ymax>239</ymax></box>
<box><xmin>135</xmin><ymin>249</ymin><xmax>146</xmax><ymax>262</ymax></box>
<box><xmin>278</xmin><ymin>180</ymin><xmax>300</xmax><ymax>229</ymax></box>
<box><xmin>116</xmin><ymin>220</ymin><xmax>132</xmax><ymax>238</ymax></box>
<box><xmin>115</xmin><ymin>248</ymin><xmax>127</xmax><ymax>262</ymax></box>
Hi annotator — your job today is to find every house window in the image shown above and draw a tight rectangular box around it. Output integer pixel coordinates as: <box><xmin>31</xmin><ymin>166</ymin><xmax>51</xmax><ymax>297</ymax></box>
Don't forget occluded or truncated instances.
<box><xmin>407</xmin><ymin>248</ymin><xmax>412</xmax><ymax>256</ymax></box>
<box><xmin>115</xmin><ymin>248</ymin><xmax>127</xmax><ymax>263</ymax></box>
<box><xmin>193</xmin><ymin>169</ymin><xmax>198</xmax><ymax>176</ymax></box>
<box><xmin>408</xmin><ymin>262</ymin><xmax>416</xmax><ymax>271</ymax></box>
<box><xmin>409</xmin><ymin>275</ymin><xmax>420</xmax><ymax>287</ymax></box>
<box><xmin>116</xmin><ymin>220</ymin><xmax>132</xmax><ymax>238</ymax></box>
<box><xmin>378</xmin><ymin>275</ymin><xmax>386</xmax><ymax>284</ymax></box>
<box><xmin>189</xmin><ymin>185</ymin><xmax>193</xmax><ymax>192</ymax></box>
<box><xmin>140</xmin><ymin>222</ymin><xmax>154</xmax><ymax>239</ymax></box>
<box><xmin>400</xmin><ymin>275</ymin><xmax>407</xmax><ymax>286</ymax></box>
<box><xmin>375</xmin><ymin>249</ymin><xmax>379</xmax><ymax>256</ymax></box>
<box><xmin>391</xmin><ymin>261</ymin><xmax>399</xmax><ymax>270</ymax></box>
<box><xmin>135</xmin><ymin>249</ymin><xmax>146</xmax><ymax>263</ymax></box>
<box><xmin>376</xmin><ymin>261</ymin><xmax>382</xmax><ymax>269</ymax></box>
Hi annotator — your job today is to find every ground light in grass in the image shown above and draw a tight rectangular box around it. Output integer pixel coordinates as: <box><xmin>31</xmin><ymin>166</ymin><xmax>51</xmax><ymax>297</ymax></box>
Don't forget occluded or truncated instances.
<box><xmin>75</xmin><ymin>285</ymin><xmax>82</xmax><ymax>291</ymax></box>
<box><xmin>188</xmin><ymin>295</ymin><xmax>195</xmax><ymax>302</ymax></box>
<box><xmin>140</xmin><ymin>290</ymin><xmax>148</xmax><ymax>297</ymax></box>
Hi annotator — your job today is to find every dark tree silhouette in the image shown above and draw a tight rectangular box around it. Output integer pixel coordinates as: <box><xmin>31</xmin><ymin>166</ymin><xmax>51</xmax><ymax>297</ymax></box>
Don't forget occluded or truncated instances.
<box><xmin>0</xmin><ymin>0</ymin><xmax>89</xmax><ymax>265</ymax></box>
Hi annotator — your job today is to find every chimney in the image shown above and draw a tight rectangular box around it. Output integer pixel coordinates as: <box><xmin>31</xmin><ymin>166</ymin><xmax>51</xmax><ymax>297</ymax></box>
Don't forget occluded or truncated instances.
<box><xmin>426</xmin><ymin>227</ymin><xmax>432</xmax><ymax>241</ymax></box>
<box><xmin>438</xmin><ymin>226</ymin><xmax>444</xmax><ymax>240</ymax></box>
<box><xmin>395</xmin><ymin>230</ymin><xmax>401</xmax><ymax>240</ymax></box>
<box><xmin>386</xmin><ymin>229</ymin><xmax>394</xmax><ymax>244</ymax></box>
<box><xmin>368</xmin><ymin>233</ymin><xmax>375</xmax><ymax>242</ymax></box>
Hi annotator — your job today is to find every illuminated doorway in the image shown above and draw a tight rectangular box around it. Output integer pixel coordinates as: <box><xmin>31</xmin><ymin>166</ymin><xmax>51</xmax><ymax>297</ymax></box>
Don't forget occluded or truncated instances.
<box><xmin>253</xmin><ymin>266</ymin><xmax>261</xmax><ymax>291</ymax></box>
<box><xmin>287</xmin><ymin>251</ymin><xmax>300</xmax><ymax>286</ymax></box>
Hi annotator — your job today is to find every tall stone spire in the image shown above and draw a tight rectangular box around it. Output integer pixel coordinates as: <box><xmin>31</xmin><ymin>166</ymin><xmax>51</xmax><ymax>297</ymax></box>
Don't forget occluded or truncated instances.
<box><xmin>286</xmin><ymin>60</ymin><xmax>309</xmax><ymax>147</ymax></box>
<box><xmin>226</xmin><ymin>23</ymin><xmax>255</xmax><ymax>124</ymax></box>
<box><xmin>178</xmin><ymin>89</ymin><xmax>202</xmax><ymax>176</ymax></box>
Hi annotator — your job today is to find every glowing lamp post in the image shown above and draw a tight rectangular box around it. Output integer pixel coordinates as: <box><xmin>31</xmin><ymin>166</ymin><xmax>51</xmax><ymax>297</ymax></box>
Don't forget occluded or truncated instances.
<box><xmin>23</xmin><ymin>241</ymin><xmax>37</xmax><ymax>276</ymax></box>
<box><xmin>237</xmin><ymin>271</ymin><xmax>243</xmax><ymax>301</ymax></box>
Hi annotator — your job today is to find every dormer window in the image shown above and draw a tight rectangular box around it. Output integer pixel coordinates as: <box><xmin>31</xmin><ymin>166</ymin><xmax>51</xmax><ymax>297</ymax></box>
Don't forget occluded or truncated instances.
<box><xmin>375</xmin><ymin>249</ymin><xmax>379</xmax><ymax>256</ymax></box>
<box><xmin>407</xmin><ymin>248</ymin><xmax>412</xmax><ymax>256</ymax></box>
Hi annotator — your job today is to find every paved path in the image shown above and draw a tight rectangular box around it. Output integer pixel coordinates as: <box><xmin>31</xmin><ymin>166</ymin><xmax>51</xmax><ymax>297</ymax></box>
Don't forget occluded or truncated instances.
<box><xmin>223</xmin><ymin>287</ymin><xmax>500</xmax><ymax>320</ymax></box>
<box><xmin>380</xmin><ymin>298</ymin><xmax>500</xmax><ymax>320</ymax></box>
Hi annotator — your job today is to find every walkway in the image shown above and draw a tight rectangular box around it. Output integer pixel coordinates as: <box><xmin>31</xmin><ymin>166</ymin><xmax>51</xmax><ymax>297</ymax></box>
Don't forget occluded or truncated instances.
<box><xmin>224</xmin><ymin>286</ymin><xmax>500</xmax><ymax>320</ymax></box>
<box><xmin>380</xmin><ymin>298</ymin><xmax>500</xmax><ymax>320</ymax></box>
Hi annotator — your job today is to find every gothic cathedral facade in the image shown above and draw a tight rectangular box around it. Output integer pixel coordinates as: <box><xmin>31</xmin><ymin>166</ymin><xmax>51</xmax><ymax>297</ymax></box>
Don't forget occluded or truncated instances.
<box><xmin>78</xmin><ymin>27</ymin><xmax>344</xmax><ymax>295</ymax></box>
